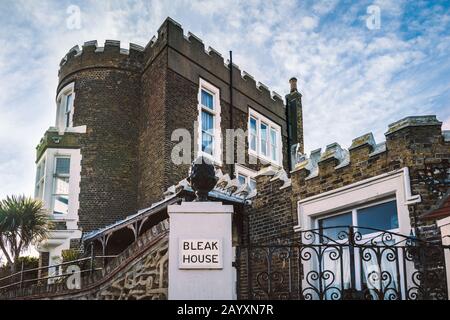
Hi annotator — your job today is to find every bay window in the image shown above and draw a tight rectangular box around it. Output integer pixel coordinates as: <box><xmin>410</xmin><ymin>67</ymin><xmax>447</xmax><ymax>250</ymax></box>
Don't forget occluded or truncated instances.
<box><xmin>52</xmin><ymin>157</ymin><xmax>70</xmax><ymax>215</ymax></box>
<box><xmin>197</xmin><ymin>79</ymin><xmax>222</xmax><ymax>163</ymax></box>
<box><xmin>35</xmin><ymin>158</ymin><xmax>46</xmax><ymax>200</ymax></box>
<box><xmin>248</xmin><ymin>108</ymin><xmax>282</xmax><ymax>165</ymax></box>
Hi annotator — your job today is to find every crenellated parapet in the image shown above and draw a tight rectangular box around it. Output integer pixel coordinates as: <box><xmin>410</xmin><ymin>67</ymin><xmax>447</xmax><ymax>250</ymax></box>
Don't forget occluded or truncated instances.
<box><xmin>58</xmin><ymin>39</ymin><xmax>145</xmax><ymax>82</ymax></box>
<box><xmin>58</xmin><ymin>17</ymin><xmax>286</xmax><ymax>116</ymax></box>
<box><xmin>153</xmin><ymin>17</ymin><xmax>285</xmax><ymax>115</ymax></box>
<box><xmin>292</xmin><ymin>115</ymin><xmax>447</xmax><ymax>180</ymax></box>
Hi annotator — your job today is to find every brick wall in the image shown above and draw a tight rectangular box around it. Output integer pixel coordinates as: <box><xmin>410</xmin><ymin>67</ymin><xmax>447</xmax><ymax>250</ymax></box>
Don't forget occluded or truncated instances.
<box><xmin>242</xmin><ymin>116</ymin><xmax>449</xmax><ymax>246</ymax></box>
<box><xmin>59</xmin><ymin>66</ymin><xmax>141</xmax><ymax>232</ymax></box>
<box><xmin>54</xmin><ymin>17</ymin><xmax>296</xmax><ymax>233</ymax></box>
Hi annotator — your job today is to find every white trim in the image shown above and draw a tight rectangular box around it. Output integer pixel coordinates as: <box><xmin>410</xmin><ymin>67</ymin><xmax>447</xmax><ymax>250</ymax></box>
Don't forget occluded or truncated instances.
<box><xmin>197</xmin><ymin>78</ymin><xmax>222</xmax><ymax>165</ymax></box>
<box><xmin>294</xmin><ymin>167</ymin><xmax>420</xmax><ymax>235</ymax></box>
<box><xmin>248</xmin><ymin>108</ymin><xmax>283</xmax><ymax>166</ymax></box>
<box><xmin>55</xmin><ymin>82</ymin><xmax>86</xmax><ymax>135</ymax></box>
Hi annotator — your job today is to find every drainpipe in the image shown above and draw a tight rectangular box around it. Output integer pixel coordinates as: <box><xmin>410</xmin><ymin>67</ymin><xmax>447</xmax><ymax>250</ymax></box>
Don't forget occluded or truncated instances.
<box><xmin>229</xmin><ymin>51</ymin><xmax>235</xmax><ymax>179</ymax></box>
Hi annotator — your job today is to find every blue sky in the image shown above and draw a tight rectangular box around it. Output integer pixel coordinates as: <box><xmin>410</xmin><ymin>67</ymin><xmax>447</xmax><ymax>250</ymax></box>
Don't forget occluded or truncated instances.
<box><xmin>0</xmin><ymin>0</ymin><xmax>449</xmax><ymax>201</ymax></box>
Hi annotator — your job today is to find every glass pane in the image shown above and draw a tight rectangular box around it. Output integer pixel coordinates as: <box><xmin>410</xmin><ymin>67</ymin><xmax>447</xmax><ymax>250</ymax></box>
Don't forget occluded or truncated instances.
<box><xmin>319</xmin><ymin>212</ymin><xmax>352</xmax><ymax>241</ymax></box>
<box><xmin>249</xmin><ymin>179</ymin><xmax>257</xmax><ymax>190</ymax></box>
<box><xmin>201</xmin><ymin>90</ymin><xmax>214</xmax><ymax>110</ymax></box>
<box><xmin>238</xmin><ymin>174</ymin><xmax>246</xmax><ymax>185</ymax></box>
<box><xmin>202</xmin><ymin>111</ymin><xmax>214</xmax><ymax>133</ymax></box>
<box><xmin>270</xmin><ymin>128</ymin><xmax>277</xmax><ymax>161</ymax></box>
<box><xmin>55</xmin><ymin>158</ymin><xmax>70</xmax><ymax>175</ymax></box>
<box><xmin>202</xmin><ymin>132</ymin><xmax>214</xmax><ymax>155</ymax></box>
<box><xmin>54</xmin><ymin>177</ymin><xmax>69</xmax><ymax>194</ymax></box>
<box><xmin>260</xmin><ymin>123</ymin><xmax>268</xmax><ymax>156</ymax></box>
<box><xmin>65</xmin><ymin>94</ymin><xmax>73</xmax><ymax>112</ymax></box>
<box><xmin>249</xmin><ymin>118</ymin><xmax>257</xmax><ymax>151</ymax></box>
<box><xmin>357</xmin><ymin>200</ymin><xmax>398</xmax><ymax>235</ymax></box>
<box><xmin>53</xmin><ymin>195</ymin><xmax>69</xmax><ymax>215</ymax></box>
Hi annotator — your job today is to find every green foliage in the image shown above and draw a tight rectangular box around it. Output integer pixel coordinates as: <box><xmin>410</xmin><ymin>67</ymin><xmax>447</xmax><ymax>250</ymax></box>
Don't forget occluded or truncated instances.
<box><xmin>0</xmin><ymin>195</ymin><xmax>52</xmax><ymax>272</ymax></box>
<box><xmin>0</xmin><ymin>256</ymin><xmax>39</xmax><ymax>281</ymax></box>
<box><xmin>61</xmin><ymin>249</ymin><xmax>82</xmax><ymax>263</ymax></box>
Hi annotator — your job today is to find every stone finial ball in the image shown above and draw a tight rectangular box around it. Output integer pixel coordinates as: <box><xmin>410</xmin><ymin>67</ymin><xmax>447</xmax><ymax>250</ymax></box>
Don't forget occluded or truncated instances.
<box><xmin>187</xmin><ymin>156</ymin><xmax>218</xmax><ymax>201</ymax></box>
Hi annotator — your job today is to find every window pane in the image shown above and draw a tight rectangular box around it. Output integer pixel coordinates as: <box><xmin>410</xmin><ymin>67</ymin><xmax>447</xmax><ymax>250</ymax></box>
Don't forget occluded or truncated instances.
<box><xmin>238</xmin><ymin>174</ymin><xmax>246</xmax><ymax>185</ymax></box>
<box><xmin>357</xmin><ymin>200</ymin><xmax>398</xmax><ymax>235</ymax></box>
<box><xmin>54</xmin><ymin>177</ymin><xmax>69</xmax><ymax>195</ymax></box>
<box><xmin>202</xmin><ymin>111</ymin><xmax>214</xmax><ymax>133</ymax></box>
<box><xmin>201</xmin><ymin>90</ymin><xmax>214</xmax><ymax>110</ymax></box>
<box><xmin>249</xmin><ymin>179</ymin><xmax>257</xmax><ymax>190</ymax></box>
<box><xmin>65</xmin><ymin>94</ymin><xmax>73</xmax><ymax>112</ymax></box>
<box><xmin>53</xmin><ymin>195</ymin><xmax>69</xmax><ymax>215</ymax></box>
<box><xmin>270</xmin><ymin>128</ymin><xmax>277</xmax><ymax>161</ymax></box>
<box><xmin>319</xmin><ymin>212</ymin><xmax>352</xmax><ymax>241</ymax></box>
<box><xmin>202</xmin><ymin>132</ymin><xmax>214</xmax><ymax>155</ymax></box>
<box><xmin>260</xmin><ymin>123</ymin><xmax>268</xmax><ymax>156</ymax></box>
<box><xmin>249</xmin><ymin>118</ymin><xmax>257</xmax><ymax>151</ymax></box>
<box><xmin>55</xmin><ymin>158</ymin><xmax>70</xmax><ymax>175</ymax></box>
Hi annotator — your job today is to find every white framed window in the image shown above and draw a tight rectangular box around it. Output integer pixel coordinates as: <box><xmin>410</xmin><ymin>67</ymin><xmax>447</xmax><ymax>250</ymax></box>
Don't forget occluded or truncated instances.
<box><xmin>248</xmin><ymin>108</ymin><xmax>282</xmax><ymax>166</ymax></box>
<box><xmin>235</xmin><ymin>164</ymin><xmax>257</xmax><ymax>191</ymax></box>
<box><xmin>294</xmin><ymin>168</ymin><xmax>422</xmax><ymax>300</ymax></box>
<box><xmin>197</xmin><ymin>79</ymin><xmax>222</xmax><ymax>164</ymax></box>
<box><xmin>56</xmin><ymin>83</ymin><xmax>75</xmax><ymax>130</ymax></box>
<box><xmin>35</xmin><ymin>157</ymin><xmax>46</xmax><ymax>200</ymax></box>
<box><xmin>52</xmin><ymin>157</ymin><xmax>71</xmax><ymax>215</ymax></box>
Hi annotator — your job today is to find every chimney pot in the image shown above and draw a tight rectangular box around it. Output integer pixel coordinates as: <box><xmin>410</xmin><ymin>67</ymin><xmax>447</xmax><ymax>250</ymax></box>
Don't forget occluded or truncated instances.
<box><xmin>289</xmin><ymin>77</ymin><xmax>298</xmax><ymax>93</ymax></box>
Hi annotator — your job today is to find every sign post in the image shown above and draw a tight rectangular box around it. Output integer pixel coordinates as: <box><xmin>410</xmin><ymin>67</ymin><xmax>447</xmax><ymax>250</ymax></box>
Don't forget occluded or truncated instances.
<box><xmin>168</xmin><ymin>202</ymin><xmax>234</xmax><ymax>300</ymax></box>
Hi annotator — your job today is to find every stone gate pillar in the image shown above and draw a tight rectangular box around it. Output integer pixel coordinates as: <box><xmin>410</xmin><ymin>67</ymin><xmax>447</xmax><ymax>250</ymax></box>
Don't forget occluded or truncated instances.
<box><xmin>168</xmin><ymin>202</ymin><xmax>235</xmax><ymax>300</ymax></box>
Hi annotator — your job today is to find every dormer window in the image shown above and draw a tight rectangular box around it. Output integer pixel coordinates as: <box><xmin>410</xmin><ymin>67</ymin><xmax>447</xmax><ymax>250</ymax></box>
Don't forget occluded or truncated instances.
<box><xmin>56</xmin><ymin>83</ymin><xmax>75</xmax><ymax>130</ymax></box>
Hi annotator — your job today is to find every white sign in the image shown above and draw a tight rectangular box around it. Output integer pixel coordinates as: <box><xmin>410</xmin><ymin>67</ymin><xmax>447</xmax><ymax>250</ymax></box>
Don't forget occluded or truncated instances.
<box><xmin>179</xmin><ymin>239</ymin><xmax>223</xmax><ymax>269</ymax></box>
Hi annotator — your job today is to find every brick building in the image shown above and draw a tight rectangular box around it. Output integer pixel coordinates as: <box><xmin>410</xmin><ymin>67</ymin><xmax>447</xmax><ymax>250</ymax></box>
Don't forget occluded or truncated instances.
<box><xmin>25</xmin><ymin>17</ymin><xmax>449</xmax><ymax>300</ymax></box>
<box><xmin>33</xmin><ymin>17</ymin><xmax>302</xmax><ymax>266</ymax></box>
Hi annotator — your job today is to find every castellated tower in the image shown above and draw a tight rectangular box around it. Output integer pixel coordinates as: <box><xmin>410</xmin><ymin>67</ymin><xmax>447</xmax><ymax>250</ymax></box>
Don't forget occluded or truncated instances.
<box><xmin>34</xmin><ymin>17</ymin><xmax>304</xmax><ymax>263</ymax></box>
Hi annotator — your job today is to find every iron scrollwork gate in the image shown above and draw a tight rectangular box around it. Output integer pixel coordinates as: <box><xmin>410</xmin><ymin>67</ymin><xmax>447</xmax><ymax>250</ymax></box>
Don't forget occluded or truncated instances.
<box><xmin>237</xmin><ymin>226</ymin><xmax>449</xmax><ymax>300</ymax></box>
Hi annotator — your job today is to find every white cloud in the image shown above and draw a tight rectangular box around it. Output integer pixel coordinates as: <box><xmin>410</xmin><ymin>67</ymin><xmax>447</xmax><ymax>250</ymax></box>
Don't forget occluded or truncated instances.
<box><xmin>0</xmin><ymin>0</ymin><xmax>449</xmax><ymax>201</ymax></box>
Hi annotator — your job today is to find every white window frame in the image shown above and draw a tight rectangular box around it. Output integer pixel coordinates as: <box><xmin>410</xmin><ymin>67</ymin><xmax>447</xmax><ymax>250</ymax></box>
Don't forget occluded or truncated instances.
<box><xmin>295</xmin><ymin>168</ymin><xmax>422</xmax><ymax>300</ymax></box>
<box><xmin>235</xmin><ymin>164</ymin><xmax>257</xmax><ymax>190</ymax></box>
<box><xmin>56</xmin><ymin>82</ymin><xmax>75</xmax><ymax>130</ymax></box>
<box><xmin>35</xmin><ymin>156</ymin><xmax>47</xmax><ymax>200</ymax></box>
<box><xmin>51</xmin><ymin>156</ymin><xmax>71</xmax><ymax>216</ymax></box>
<box><xmin>248</xmin><ymin>108</ymin><xmax>283</xmax><ymax>166</ymax></box>
<box><xmin>197</xmin><ymin>78</ymin><xmax>222</xmax><ymax>165</ymax></box>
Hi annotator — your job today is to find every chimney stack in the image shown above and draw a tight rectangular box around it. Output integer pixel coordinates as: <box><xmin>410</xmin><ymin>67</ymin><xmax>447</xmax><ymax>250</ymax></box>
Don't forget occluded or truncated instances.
<box><xmin>289</xmin><ymin>77</ymin><xmax>298</xmax><ymax>93</ymax></box>
<box><xmin>285</xmin><ymin>76</ymin><xmax>304</xmax><ymax>170</ymax></box>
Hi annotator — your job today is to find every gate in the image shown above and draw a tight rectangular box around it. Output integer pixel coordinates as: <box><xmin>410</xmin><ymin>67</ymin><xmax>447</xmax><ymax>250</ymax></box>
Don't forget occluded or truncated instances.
<box><xmin>237</xmin><ymin>226</ymin><xmax>449</xmax><ymax>300</ymax></box>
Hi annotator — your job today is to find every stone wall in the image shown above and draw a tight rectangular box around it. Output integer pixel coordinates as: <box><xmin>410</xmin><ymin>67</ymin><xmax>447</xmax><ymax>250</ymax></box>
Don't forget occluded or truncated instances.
<box><xmin>2</xmin><ymin>221</ymin><xmax>169</xmax><ymax>300</ymax></box>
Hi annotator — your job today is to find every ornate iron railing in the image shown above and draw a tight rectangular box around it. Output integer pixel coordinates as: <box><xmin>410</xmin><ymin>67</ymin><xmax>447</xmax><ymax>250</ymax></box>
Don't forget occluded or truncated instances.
<box><xmin>238</xmin><ymin>226</ymin><xmax>449</xmax><ymax>300</ymax></box>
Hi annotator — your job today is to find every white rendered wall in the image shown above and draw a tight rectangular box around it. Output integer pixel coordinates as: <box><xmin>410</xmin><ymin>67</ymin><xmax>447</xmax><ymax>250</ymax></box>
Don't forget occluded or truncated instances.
<box><xmin>168</xmin><ymin>202</ymin><xmax>235</xmax><ymax>300</ymax></box>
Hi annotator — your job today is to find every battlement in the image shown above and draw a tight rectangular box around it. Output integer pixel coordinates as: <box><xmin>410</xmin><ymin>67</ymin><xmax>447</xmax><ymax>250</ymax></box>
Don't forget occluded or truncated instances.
<box><xmin>152</xmin><ymin>17</ymin><xmax>286</xmax><ymax>113</ymax></box>
<box><xmin>58</xmin><ymin>39</ymin><xmax>145</xmax><ymax>81</ymax></box>
<box><xmin>58</xmin><ymin>17</ymin><xmax>286</xmax><ymax>114</ymax></box>
<box><xmin>292</xmin><ymin>115</ymin><xmax>446</xmax><ymax>179</ymax></box>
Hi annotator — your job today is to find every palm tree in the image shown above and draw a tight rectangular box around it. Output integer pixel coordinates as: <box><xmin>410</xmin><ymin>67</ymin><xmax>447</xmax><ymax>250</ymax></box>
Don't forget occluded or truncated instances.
<box><xmin>0</xmin><ymin>195</ymin><xmax>51</xmax><ymax>273</ymax></box>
